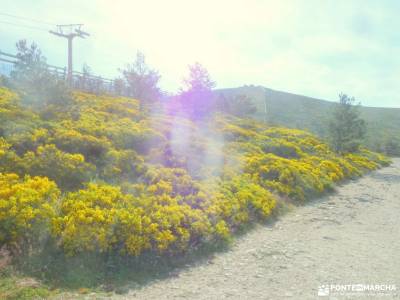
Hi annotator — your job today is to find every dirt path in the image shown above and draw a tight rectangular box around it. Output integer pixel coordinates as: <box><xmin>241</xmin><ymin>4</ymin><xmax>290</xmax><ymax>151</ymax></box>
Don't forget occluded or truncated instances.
<box><xmin>117</xmin><ymin>159</ymin><xmax>400</xmax><ymax>299</ymax></box>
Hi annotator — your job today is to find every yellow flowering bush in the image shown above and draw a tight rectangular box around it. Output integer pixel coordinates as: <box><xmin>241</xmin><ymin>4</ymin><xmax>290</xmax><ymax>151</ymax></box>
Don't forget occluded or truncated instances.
<box><xmin>100</xmin><ymin>149</ymin><xmax>146</xmax><ymax>182</ymax></box>
<box><xmin>53</xmin><ymin>181</ymin><xmax>211</xmax><ymax>256</ymax></box>
<box><xmin>215</xmin><ymin>117</ymin><xmax>389</xmax><ymax>201</ymax></box>
<box><xmin>21</xmin><ymin>144</ymin><xmax>95</xmax><ymax>189</ymax></box>
<box><xmin>51</xmin><ymin>128</ymin><xmax>111</xmax><ymax>161</ymax></box>
<box><xmin>0</xmin><ymin>87</ymin><xmax>21</xmax><ymax>124</ymax></box>
<box><xmin>123</xmin><ymin>167</ymin><xmax>214</xmax><ymax>253</ymax></box>
<box><xmin>53</xmin><ymin>170</ymin><xmax>277</xmax><ymax>256</ymax></box>
<box><xmin>53</xmin><ymin>183</ymin><xmax>142</xmax><ymax>254</ymax></box>
<box><xmin>7</xmin><ymin>128</ymin><xmax>49</xmax><ymax>154</ymax></box>
<box><xmin>0</xmin><ymin>173</ymin><xmax>59</xmax><ymax>247</ymax></box>
<box><xmin>203</xmin><ymin>175</ymin><xmax>276</xmax><ymax>228</ymax></box>
<box><xmin>0</xmin><ymin>138</ymin><xmax>22</xmax><ymax>174</ymax></box>
<box><xmin>0</xmin><ymin>87</ymin><xmax>390</xmax><ymax>257</ymax></box>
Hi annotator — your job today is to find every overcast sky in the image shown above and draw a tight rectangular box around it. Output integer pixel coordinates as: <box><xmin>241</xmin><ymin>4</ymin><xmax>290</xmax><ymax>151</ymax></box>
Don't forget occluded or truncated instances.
<box><xmin>1</xmin><ymin>0</ymin><xmax>399</xmax><ymax>107</ymax></box>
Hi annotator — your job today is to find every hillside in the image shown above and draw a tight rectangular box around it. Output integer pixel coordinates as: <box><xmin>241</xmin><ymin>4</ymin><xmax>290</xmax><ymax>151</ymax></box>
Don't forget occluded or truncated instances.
<box><xmin>0</xmin><ymin>86</ymin><xmax>390</xmax><ymax>296</ymax></box>
<box><xmin>216</xmin><ymin>86</ymin><xmax>400</xmax><ymax>154</ymax></box>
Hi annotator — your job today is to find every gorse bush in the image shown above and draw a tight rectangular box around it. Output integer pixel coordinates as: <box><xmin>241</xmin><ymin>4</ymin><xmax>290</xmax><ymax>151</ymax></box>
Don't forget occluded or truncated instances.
<box><xmin>10</xmin><ymin>40</ymin><xmax>72</xmax><ymax>110</ymax></box>
<box><xmin>0</xmin><ymin>86</ymin><xmax>390</xmax><ymax>257</ymax></box>
<box><xmin>0</xmin><ymin>173</ymin><xmax>59</xmax><ymax>248</ymax></box>
<box><xmin>21</xmin><ymin>144</ymin><xmax>95</xmax><ymax>190</ymax></box>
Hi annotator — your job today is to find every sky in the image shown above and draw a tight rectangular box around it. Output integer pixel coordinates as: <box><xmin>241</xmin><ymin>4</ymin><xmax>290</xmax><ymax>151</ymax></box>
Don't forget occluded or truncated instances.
<box><xmin>0</xmin><ymin>0</ymin><xmax>399</xmax><ymax>108</ymax></box>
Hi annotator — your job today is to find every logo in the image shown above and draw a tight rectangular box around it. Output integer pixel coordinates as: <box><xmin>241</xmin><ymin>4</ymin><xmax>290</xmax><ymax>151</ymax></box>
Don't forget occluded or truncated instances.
<box><xmin>317</xmin><ymin>283</ymin><xmax>397</xmax><ymax>297</ymax></box>
<box><xmin>318</xmin><ymin>285</ymin><xmax>330</xmax><ymax>296</ymax></box>
<box><xmin>353</xmin><ymin>284</ymin><xmax>364</xmax><ymax>292</ymax></box>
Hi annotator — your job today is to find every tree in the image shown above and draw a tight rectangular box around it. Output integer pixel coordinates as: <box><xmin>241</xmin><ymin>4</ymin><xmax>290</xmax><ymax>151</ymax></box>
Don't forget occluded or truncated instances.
<box><xmin>182</xmin><ymin>62</ymin><xmax>216</xmax><ymax>92</ymax></box>
<box><xmin>121</xmin><ymin>51</ymin><xmax>161</xmax><ymax>109</ymax></box>
<box><xmin>216</xmin><ymin>94</ymin><xmax>257</xmax><ymax>117</ymax></box>
<box><xmin>329</xmin><ymin>93</ymin><xmax>366</xmax><ymax>153</ymax></box>
<box><xmin>10</xmin><ymin>40</ymin><xmax>71</xmax><ymax>108</ymax></box>
<box><xmin>178</xmin><ymin>62</ymin><xmax>216</xmax><ymax>120</ymax></box>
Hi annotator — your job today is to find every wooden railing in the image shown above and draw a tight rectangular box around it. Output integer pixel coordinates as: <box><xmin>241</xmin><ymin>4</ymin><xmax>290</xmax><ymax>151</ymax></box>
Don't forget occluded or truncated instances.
<box><xmin>0</xmin><ymin>50</ymin><xmax>127</xmax><ymax>97</ymax></box>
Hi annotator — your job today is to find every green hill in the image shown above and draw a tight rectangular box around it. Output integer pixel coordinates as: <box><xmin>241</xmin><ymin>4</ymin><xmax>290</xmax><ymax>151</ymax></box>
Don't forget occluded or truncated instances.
<box><xmin>216</xmin><ymin>86</ymin><xmax>400</xmax><ymax>155</ymax></box>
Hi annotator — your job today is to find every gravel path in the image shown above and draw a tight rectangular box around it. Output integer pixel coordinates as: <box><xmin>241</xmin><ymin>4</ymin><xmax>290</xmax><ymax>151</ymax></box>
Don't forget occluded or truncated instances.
<box><xmin>125</xmin><ymin>158</ymin><xmax>400</xmax><ymax>299</ymax></box>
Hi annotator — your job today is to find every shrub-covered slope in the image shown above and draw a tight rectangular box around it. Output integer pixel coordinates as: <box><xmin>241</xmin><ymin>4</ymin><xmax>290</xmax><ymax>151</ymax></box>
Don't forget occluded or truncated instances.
<box><xmin>216</xmin><ymin>86</ymin><xmax>400</xmax><ymax>155</ymax></box>
<box><xmin>0</xmin><ymin>87</ymin><xmax>389</xmax><ymax>257</ymax></box>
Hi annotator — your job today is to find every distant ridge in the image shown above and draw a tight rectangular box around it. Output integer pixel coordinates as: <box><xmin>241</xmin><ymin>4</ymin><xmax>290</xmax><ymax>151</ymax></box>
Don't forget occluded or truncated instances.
<box><xmin>215</xmin><ymin>85</ymin><xmax>400</xmax><ymax>153</ymax></box>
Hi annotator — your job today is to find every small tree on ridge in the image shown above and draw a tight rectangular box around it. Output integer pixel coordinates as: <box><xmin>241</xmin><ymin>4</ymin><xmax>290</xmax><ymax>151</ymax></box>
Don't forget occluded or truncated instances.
<box><xmin>329</xmin><ymin>93</ymin><xmax>366</xmax><ymax>153</ymax></box>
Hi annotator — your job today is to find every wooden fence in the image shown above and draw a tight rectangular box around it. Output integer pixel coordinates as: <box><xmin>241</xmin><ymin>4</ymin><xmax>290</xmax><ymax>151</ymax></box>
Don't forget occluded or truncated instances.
<box><xmin>0</xmin><ymin>50</ymin><xmax>127</xmax><ymax>96</ymax></box>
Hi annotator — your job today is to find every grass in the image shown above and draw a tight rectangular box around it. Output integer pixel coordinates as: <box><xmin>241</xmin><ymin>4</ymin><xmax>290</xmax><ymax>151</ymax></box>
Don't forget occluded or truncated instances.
<box><xmin>6</xmin><ymin>239</ymin><xmax>231</xmax><ymax>298</ymax></box>
<box><xmin>0</xmin><ymin>268</ymin><xmax>53</xmax><ymax>300</ymax></box>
